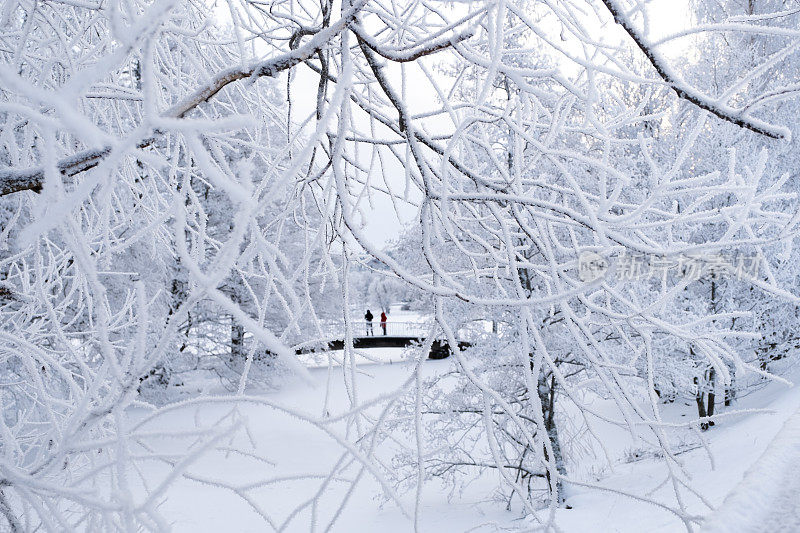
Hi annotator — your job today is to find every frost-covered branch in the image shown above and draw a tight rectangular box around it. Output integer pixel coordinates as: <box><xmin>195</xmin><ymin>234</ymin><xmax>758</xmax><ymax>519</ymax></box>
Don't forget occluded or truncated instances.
<box><xmin>601</xmin><ymin>0</ymin><xmax>791</xmax><ymax>139</ymax></box>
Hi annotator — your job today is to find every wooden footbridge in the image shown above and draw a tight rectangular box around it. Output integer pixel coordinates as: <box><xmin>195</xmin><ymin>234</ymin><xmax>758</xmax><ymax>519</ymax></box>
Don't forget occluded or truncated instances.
<box><xmin>291</xmin><ymin>321</ymin><xmax>472</xmax><ymax>360</ymax></box>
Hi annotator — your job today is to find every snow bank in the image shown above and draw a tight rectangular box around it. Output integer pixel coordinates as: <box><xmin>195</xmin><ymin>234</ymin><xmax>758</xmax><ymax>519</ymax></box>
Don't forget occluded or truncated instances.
<box><xmin>702</xmin><ymin>405</ymin><xmax>800</xmax><ymax>533</ymax></box>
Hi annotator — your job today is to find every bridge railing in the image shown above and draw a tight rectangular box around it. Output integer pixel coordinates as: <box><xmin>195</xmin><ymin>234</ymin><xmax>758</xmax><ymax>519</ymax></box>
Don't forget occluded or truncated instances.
<box><xmin>314</xmin><ymin>320</ymin><xmax>431</xmax><ymax>338</ymax></box>
<box><xmin>311</xmin><ymin>320</ymin><xmax>487</xmax><ymax>342</ymax></box>
<box><xmin>370</xmin><ymin>320</ymin><xmax>433</xmax><ymax>337</ymax></box>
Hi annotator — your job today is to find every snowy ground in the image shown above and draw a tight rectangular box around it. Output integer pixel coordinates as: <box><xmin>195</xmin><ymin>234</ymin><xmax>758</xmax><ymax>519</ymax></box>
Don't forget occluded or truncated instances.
<box><xmin>553</xmin><ymin>374</ymin><xmax>800</xmax><ymax>532</ymax></box>
<box><xmin>702</xmin><ymin>402</ymin><xmax>800</xmax><ymax>532</ymax></box>
<box><xmin>299</xmin><ymin>347</ymin><xmax>409</xmax><ymax>367</ymax></box>
<box><xmin>134</xmin><ymin>354</ymin><xmax>800</xmax><ymax>532</ymax></box>
<box><xmin>130</xmin><ymin>358</ymin><xmax>520</xmax><ymax>532</ymax></box>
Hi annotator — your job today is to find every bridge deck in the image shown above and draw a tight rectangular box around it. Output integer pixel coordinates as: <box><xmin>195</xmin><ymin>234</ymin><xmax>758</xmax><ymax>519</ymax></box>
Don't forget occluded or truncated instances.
<box><xmin>293</xmin><ymin>335</ymin><xmax>469</xmax><ymax>359</ymax></box>
<box><xmin>291</xmin><ymin>321</ymin><xmax>476</xmax><ymax>359</ymax></box>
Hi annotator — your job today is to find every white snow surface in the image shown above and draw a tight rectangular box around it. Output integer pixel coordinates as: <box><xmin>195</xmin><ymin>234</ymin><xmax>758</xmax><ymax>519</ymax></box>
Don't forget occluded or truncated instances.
<box><xmin>701</xmin><ymin>404</ymin><xmax>800</xmax><ymax>533</ymax></box>
<box><xmin>137</xmin><ymin>356</ymin><xmax>800</xmax><ymax>532</ymax></box>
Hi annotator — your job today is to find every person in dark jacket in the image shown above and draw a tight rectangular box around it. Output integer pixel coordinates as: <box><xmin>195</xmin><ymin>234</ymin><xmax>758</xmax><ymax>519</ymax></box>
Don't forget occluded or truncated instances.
<box><xmin>380</xmin><ymin>311</ymin><xmax>388</xmax><ymax>335</ymax></box>
<box><xmin>364</xmin><ymin>310</ymin><xmax>374</xmax><ymax>336</ymax></box>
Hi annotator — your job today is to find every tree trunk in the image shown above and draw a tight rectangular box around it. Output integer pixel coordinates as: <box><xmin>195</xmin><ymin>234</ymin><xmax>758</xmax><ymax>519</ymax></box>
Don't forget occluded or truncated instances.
<box><xmin>724</xmin><ymin>360</ymin><xmax>736</xmax><ymax>406</ymax></box>
<box><xmin>231</xmin><ymin>319</ymin><xmax>245</xmax><ymax>361</ymax></box>
<box><xmin>538</xmin><ymin>373</ymin><xmax>567</xmax><ymax>503</ymax></box>
<box><xmin>0</xmin><ymin>490</ymin><xmax>21</xmax><ymax>533</ymax></box>
<box><xmin>706</xmin><ymin>368</ymin><xmax>716</xmax><ymax>426</ymax></box>
<box><xmin>170</xmin><ymin>275</ymin><xmax>190</xmax><ymax>352</ymax></box>
<box><xmin>180</xmin><ymin>311</ymin><xmax>192</xmax><ymax>353</ymax></box>
<box><xmin>694</xmin><ymin>376</ymin><xmax>709</xmax><ymax>431</ymax></box>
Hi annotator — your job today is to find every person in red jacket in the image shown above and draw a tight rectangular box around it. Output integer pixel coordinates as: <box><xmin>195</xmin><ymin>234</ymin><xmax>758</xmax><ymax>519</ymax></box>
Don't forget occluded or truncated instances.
<box><xmin>380</xmin><ymin>311</ymin><xmax>388</xmax><ymax>336</ymax></box>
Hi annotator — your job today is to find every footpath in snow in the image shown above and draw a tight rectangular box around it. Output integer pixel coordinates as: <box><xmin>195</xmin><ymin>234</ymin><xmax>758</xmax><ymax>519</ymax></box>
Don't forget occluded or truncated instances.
<box><xmin>702</xmin><ymin>405</ymin><xmax>800</xmax><ymax>533</ymax></box>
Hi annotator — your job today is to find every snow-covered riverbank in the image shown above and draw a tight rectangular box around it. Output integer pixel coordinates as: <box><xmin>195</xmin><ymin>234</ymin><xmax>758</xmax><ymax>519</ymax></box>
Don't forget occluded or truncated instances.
<box><xmin>131</xmin><ymin>356</ymin><xmax>800</xmax><ymax>532</ymax></box>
